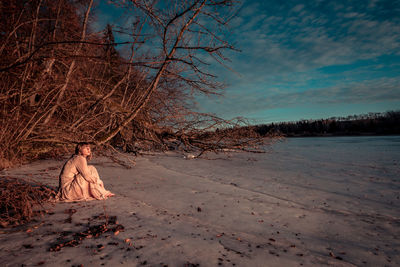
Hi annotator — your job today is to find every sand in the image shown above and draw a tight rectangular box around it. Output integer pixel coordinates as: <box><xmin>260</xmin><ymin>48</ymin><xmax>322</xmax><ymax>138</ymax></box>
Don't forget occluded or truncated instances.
<box><xmin>0</xmin><ymin>145</ymin><xmax>399</xmax><ymax>266</ymax></box>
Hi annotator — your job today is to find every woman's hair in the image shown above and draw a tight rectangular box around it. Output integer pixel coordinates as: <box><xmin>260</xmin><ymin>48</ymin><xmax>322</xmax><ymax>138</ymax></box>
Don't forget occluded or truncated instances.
<box><xmin>74</xmin><ymin>142</ymin><xmax>92</xmax><ymax>160</ymax></box>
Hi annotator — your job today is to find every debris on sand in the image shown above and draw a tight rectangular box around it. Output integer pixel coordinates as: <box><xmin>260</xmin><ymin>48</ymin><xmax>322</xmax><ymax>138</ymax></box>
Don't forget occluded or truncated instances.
<box><xmin>49</xmin><ymin>215</ymin><xmax>124</xmax><ymax>252</ymax></box>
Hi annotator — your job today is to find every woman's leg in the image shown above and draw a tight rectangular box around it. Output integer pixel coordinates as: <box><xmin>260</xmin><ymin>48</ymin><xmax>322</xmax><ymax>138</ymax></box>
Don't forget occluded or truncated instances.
<box><xmin>87</xmin><ymin>165</ymin><xmax>114</xmax><ymax>199</ymax></box>
<box><xmin>61</xmin><ymin>174</ymin><xmax>91</xmax><ymax>201</ymax></box>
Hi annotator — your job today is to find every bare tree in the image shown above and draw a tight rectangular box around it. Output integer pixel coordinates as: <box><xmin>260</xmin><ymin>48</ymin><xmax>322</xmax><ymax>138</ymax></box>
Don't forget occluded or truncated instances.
<box><xmin>95</xmin><ymin>0</ymin><xmax>239</xmax><ymax>145</ymax></box>
<box><xmin>42</xmin><ymin>0</ymin><xmax>94</xmax><ymax>125</ymax></box>
<box><xmin>0</xmin><ymin>0</ymin><xmax>273</xmax><ymax>168</ymax></box>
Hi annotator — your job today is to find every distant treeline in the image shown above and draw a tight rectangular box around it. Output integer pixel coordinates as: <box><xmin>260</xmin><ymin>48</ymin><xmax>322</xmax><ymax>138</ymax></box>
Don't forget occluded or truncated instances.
<box><xmin>254</xmin><ymin>110</ymin><xmax>400</xmax><ymax>137</ymax></box>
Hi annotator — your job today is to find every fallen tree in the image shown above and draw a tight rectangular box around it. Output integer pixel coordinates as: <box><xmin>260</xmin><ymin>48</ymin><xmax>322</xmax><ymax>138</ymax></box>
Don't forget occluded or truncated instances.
<box><xmin>0</xmin><ymin>0</ymin><xmax>277</xmax><ymax>169</ymax></box>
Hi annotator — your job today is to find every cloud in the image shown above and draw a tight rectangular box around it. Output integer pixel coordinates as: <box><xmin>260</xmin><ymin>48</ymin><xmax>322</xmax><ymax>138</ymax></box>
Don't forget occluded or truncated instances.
<box><xmin>194</xmin><ymin>0</ymin><xmax>400</xmax><ymax>119</ymax></box>
<box><xmin>222</xmin><ymin>0</ymin><xmax>400</xmax><ymax>81</ymax></box>
<box><xmin>199</xmin><ymin>75</ymin><xmax>400</xmax><ymax>118</ymax></box>
<box><xmin>292</xmin><ymin>4</ymin><xmax>305</xmax><ymax>13</ymax></box>
<box><xmin>95</xmin><ymin>0</ymin><xmax>400</xmax><ymax>121</ymax></box>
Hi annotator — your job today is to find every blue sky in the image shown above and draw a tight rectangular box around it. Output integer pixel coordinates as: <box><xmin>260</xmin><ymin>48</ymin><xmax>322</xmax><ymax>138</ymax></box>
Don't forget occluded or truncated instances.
<box><xmin>95</xmin><ymin>0</ymin><xmax>400</xmax><ymax>123</ymax></box>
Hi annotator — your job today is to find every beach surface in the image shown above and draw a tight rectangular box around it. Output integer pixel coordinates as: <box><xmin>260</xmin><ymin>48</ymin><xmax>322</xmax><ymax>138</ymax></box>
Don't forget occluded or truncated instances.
<box><xmin>1</xmin><ymin>137</ymin><xmax>399</xmax><ymax>266</ymax></box>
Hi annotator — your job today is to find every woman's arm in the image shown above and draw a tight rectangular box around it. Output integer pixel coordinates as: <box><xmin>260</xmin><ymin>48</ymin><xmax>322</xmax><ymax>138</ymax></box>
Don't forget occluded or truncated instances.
<box><xmin>75</xmin><ymin>156</ymin><xmax>97</xmax><ymax>183</ymax></box>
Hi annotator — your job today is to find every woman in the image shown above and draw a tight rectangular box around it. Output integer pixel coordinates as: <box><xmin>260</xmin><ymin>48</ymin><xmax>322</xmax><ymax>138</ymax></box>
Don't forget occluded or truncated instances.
<box><xmin>57</xmin><ymin>142</ymin><xmax>114</xmax><ymax>202</ymax></box>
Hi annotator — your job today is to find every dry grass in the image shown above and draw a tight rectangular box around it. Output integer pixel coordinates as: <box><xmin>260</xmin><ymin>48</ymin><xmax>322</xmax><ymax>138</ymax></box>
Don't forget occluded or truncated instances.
<box><xmin>0</xmin><ymin>177</ymin><xmax>56</xmax><ymax>228</ymax></box>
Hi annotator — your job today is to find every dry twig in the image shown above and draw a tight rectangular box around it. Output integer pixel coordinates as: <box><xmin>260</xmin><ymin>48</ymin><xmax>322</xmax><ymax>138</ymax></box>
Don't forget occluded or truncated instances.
<box><xmin>0</xmin><ymin>177</ymin><xmax>56</xmax><ymax>227</ymax></box>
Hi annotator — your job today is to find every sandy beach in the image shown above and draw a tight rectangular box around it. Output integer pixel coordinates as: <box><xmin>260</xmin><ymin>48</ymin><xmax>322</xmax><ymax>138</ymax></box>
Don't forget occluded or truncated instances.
<box><xmin>1</xmin><ymin>137</ymin><xmax>399</xmax><ymax>267</ymax></box>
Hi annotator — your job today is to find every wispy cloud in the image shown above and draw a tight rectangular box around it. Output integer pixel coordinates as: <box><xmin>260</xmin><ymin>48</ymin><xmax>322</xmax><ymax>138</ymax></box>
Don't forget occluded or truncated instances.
<box><xmin>198</xmin><ymin>0</ymin><xmax>400</xmax><ymax>120</ymax></box>
<box><xmin>95</xmin><ymin>0</ymin><xmax>400</xmax><ymax>121</ymax></box>
<box><xmin>229</xmin><ymin>0</ymin><xmax>400</xmax><ymax>74</ymax></box>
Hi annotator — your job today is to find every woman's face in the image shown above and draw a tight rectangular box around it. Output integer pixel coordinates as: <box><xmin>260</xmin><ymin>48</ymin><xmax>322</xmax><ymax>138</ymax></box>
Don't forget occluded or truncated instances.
<box><xmin>79</xmin><ymin>145</ymin><xmax>91</xmax><ymax>157</ymax></box>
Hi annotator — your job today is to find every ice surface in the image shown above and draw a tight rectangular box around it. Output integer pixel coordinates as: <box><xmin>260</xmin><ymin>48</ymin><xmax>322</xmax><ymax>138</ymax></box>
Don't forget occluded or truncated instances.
<box><xmin>1</xmin><ymin>136</ymin><xmax>399</xmax><ymax>266</ymax></box>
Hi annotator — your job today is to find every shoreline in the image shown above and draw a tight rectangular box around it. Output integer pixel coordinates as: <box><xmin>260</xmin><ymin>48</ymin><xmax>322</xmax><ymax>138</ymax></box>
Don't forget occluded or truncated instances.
<box><xmin>1</xmin><ymin>149</ymin><xmax>399</xmax><ymax>266</ymax></box>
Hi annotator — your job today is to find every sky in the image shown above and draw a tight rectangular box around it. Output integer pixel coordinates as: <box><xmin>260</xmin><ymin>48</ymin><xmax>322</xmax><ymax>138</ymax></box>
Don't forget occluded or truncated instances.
<box><xmin>95</xmin><ymin>0</ymin><xmax>400</xmax><ymax>124</ymax></box>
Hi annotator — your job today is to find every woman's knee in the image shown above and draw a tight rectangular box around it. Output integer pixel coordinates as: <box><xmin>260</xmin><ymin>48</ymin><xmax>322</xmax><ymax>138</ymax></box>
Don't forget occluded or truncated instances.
<box><xmin>88</xmin><ymin>165</ymin><xmax>98</xmax><ymax>174</ymax></box>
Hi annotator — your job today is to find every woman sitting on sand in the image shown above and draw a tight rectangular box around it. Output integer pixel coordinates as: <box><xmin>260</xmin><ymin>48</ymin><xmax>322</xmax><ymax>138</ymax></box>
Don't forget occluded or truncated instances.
<box><xmin>57</xmin><ymin>142</ymin><xmax>114</xmax><ymax>202</ymax></box>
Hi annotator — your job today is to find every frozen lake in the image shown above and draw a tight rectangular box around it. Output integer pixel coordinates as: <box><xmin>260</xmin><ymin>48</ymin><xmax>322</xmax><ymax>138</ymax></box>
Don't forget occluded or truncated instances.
<box><xmin>153</xmin><ymin>135</ymin><xmax>400</xmax><ymax>217</ymax></box>
<box><xmin>1</xmin><ymin>136</ymin><xmax>399</xmax><ymax>266</ymax></box>
<box><xmin>270</xmin><ymin>135</ymin><xmax>400</xmax><ymax>176</ymax></box>
<box><xmin>262</xmin><ymin>136</ymin><xmax>400</xmax><ymax>216</ymax></box>
<box><xmin>146</xmin><ymin>135</ymin><xmax>400</xmax><ymax>265</ymax></box>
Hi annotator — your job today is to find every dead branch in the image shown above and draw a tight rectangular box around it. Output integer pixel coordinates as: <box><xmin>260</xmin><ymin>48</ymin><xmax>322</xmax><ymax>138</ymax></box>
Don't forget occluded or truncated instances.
<box><xmin>0</xmin><ymin>177</ymin><xmax>56</xmax><ymax>227</ymax></box>
<box><xmin>43</xmin><ymin>0</ymin><xmax>94</xmax><ymax>124</ymax></box>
